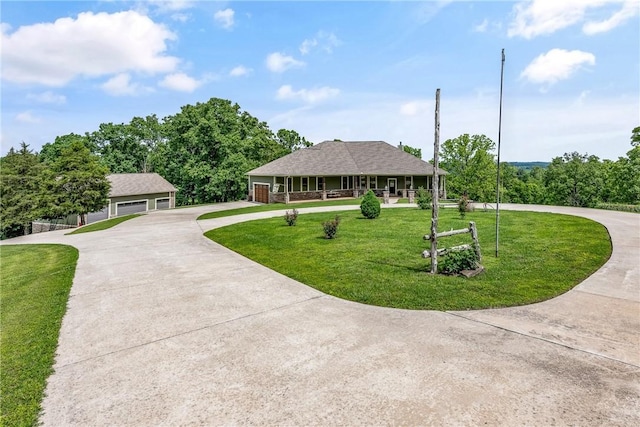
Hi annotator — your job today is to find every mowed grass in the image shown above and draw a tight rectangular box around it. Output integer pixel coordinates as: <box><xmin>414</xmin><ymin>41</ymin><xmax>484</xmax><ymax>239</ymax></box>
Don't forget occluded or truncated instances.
<box><xmin>1</xmin><ymin>244</ymin><xmax>78</xmax><ymax>427</ymax></box>
<box><xmin>197</xmin><ymin>198</ymin><xmax>361</xmax><ymax>220</ymax></box>
<box><xmin>67</xmin><ymin>214</ymin><xmax>142</xmax><ymax>234</ymax></box>
<box><xmin>205</xmin><ymin>209</ymin><xmax>611</xmax><ymax>310</ymax></box>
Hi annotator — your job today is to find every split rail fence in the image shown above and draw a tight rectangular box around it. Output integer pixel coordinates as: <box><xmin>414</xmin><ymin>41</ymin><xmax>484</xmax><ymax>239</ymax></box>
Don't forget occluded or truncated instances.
<box><xmin>422</xmin><ymin>221</ymin><xmax>482</xmax><ymax>262</ymax></box>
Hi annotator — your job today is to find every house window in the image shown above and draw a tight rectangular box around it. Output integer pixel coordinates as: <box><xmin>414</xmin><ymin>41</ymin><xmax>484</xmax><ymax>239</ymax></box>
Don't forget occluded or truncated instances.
<box><xmin>287</xmin><ymin>177</ymin><xmax>293</xmax><ymax>192</ymax></box>
<box><xmin>301</xmin><ymin>177</ymin><xmax>309</xmax><ymax>191</ymax></box>
<box><xmin>317</xmin><ymin>177</ymin><xmax>324</xmax><ymax>191</ymax></box>
<box><xmin>369</xmin><ymin>176</ymin><xmax>377</xmax><ymax>190</ymax></box>
<box><xmin>341</xmin><ymin>176</ymin><xmax>353</xmax><ymax>190</ymax></box>
<box><xmin>358</xmin><ymin>176</ymin><xmax>367</xmax><ymax>189</ymax></box>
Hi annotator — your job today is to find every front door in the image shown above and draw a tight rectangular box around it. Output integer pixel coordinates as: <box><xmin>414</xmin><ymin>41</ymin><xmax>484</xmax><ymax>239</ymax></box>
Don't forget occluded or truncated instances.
<box><xmin>388</xmin><ymin>178</ymin><xmax>397</xmax><ymax>195</ymax></box>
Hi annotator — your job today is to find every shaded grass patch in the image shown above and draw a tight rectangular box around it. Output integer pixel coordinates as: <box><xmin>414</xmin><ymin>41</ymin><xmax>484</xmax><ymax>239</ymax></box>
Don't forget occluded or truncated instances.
<box><xmin>67</xmin><ymin>214</ymin><xmax>142</xmax><ymax>234</ymax></box>
<box><xmin>197</xmin><ymin>199</ymin><xmax>361</xmax><ymax>220</ymax></box>
<box><xmin>205</xmin><ymin>209</ymin><xmax>611</xmax><ymax>310</ymax></box>
<box><xmin>1</xmin><ymin>244</ymin><xmax>78</xmax><ymax>426</ymax></box>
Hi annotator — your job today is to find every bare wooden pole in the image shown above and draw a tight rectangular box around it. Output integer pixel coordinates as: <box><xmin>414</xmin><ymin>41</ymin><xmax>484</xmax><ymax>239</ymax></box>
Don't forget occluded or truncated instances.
<box><xmin>495</xmin><ymin>49</ymin><xmax>505</xmax><ymax>258</ymax></box>
<box><xmin>430</xmin><ymin>88</ymin><xmax>440</xmax><ymax>273</ymax></box>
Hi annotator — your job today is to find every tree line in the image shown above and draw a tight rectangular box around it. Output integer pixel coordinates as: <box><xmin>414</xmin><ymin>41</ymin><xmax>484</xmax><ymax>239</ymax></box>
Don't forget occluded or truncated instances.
<box><xmin>439</xmin><ymin>127</ymin><xmax>640</xmax><ymax>208</ymax></box>
<box><xmin>1</xmin><ymin>97</ymin><xmax>310</xmax><ymax>238</ymax></box>
<box><xmin>1</xmin><ymin>94</ymin><xmax>637</xmax><ymax>239</ymax></box>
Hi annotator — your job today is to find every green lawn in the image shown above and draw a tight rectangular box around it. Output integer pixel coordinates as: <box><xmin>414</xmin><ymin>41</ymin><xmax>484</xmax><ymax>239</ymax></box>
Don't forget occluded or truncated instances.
<box><xmin>197</xmin><ymin>198</ymin><xmax>362</xmax><ymax>220</ymax></box>
<box><xmin>205</xmin><ymin>209</ymin><xmax>611</xmax><ymax>310</ymax></box>
<box><xmin>1</xmin><ymin>244</ymin><xmax>78</xmax><ymax>427</ymax></box>
<box><xmin>67</xmin><ymin>214</ymin><xmax>142</xmax><ymax>234</ymax></box>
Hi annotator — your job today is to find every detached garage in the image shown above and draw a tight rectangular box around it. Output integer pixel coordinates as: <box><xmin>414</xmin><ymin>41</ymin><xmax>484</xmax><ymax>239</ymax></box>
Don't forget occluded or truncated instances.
<box><xmin>92</xmin><ymin>173</ymin><xmax>177</xmax><ymax>222</ymax></box>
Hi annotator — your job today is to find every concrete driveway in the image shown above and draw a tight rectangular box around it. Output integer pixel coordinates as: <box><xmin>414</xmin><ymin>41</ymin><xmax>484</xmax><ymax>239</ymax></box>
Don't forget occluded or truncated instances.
<box><xmin>3</xmin><ymin>203</ymin><xmax>639</xmax><ymax>426</ymax></box>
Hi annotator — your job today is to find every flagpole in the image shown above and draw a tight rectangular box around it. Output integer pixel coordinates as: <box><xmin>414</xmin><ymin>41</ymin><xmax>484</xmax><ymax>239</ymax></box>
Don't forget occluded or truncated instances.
<box><xmin>495</xmin><ymin>48</ymin><xmax>505</xmax><ymax>258</ymax></box>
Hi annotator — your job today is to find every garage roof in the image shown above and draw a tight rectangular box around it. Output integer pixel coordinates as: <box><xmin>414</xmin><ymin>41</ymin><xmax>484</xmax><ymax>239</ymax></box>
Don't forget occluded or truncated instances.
<box><xmin>108</xmin><ymin>173</ymin><xmax>177</xmax><ymax>198</ymax></box>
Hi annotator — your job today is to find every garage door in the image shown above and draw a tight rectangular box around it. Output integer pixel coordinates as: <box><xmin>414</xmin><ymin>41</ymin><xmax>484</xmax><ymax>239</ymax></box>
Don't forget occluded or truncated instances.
<box><xmin>87</xmin><ymin>206</ymin><xmax>108</xmax><ymax>224</ymax></box>
<box><xmin>116</xmin><ymin>200</ymin><xmax>147</xmax><ymax>216</ymax></box>
<box><xmin>156</xmin><ymin>198</ymin><xmax>170</xmax><ymax>210</ymax></box>
<box><xmin>254</xmin><ymin>184</ymin><xmax>269</xmax><ymax>204</ymax></box>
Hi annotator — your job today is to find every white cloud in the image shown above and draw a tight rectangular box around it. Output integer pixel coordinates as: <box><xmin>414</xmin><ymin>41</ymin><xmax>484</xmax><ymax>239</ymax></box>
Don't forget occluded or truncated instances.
<box><xmin>15</xmin><ymin>111</ymin><xmax>41</xmax><ymax>123</ymax></box>
<box><xmin>229</xmin><ymin>65</ymin><xmax>251</xmax><ymax>77</ymax></box>
<box><xmin>147</xmin><ymin>0</ymin><xmax>194</xmax><ymax>12</ymax></box>
<box><xmin>583</xmin><ymin>0</ymin><xmax>639</xmax><ymax>34</ymax></box>
<box><xmin>276</xmin><ymin>85</ymin><xmax>340</xmax><ymax>104</ymax></box>
<box><xmin>1</xmin><ymin>11</ymin><xmax>179</xmax><ymax>86</ymax></box>
<box><xmin>299</xmin><ymin>31</ymin><xmax>342</xmax><ymax>55</ymax></box>
<box><xmin>265</xmin><ymin>52</ymin><xmax>305</xmax><ymax>73</ymax></box>
<box><xmin>171</xmin><ymin>13</ymin><xmax>190</xmax><ymax>23</ymax></box>
<box><xmin>101</xmin><ymin>73</ymin><xmax>152</xmax><ymax>96</ymax></box>
<box><xmin>508</xmin><ymin>0</ymin><xmax>636</xmax><ymax>39</ymax></box>
<box><xmin>158</xmin><ymin>72</ymin><xmax>202</xmax><ymax>92</ymax></box>
<box><xmin>214</xmin><ymin>8</ymin><xmax>235</xmax><ymax>29</ymax></box>
<box><xmin>299</xmin><ymin>38</ymin><xmax>318</xmax><ymax>55</ymax></box>
<box><xmin>520</xmin><ymin>49</ymin><xmax>596</xmax><ymax>86</ymax></box>
<box><xmin>473</xmin><ymin>19</ymin><xmax>489</xmax><ymax>33</ymax></box>
<box><xmin>27</xmin><ymin>91</ymin><xmax>66</xmax><ymax>104</ymax></box>
<box><xmin>400</xmin><ymin>101</ymin><xmax>431</xmax><ymax>116</ymax></box>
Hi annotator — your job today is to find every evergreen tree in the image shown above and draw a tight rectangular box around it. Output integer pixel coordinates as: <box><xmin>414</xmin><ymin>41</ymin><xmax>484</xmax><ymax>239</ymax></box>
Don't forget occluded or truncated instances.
<box><xmin>0</xmin><ymin>143</ymin><xmax>49</xmax><ymax>238</ymax></box>
<box><xmin>50</xmin><ymin>139</ymin><xmax>110</xmax><ymax>225</ymax></box>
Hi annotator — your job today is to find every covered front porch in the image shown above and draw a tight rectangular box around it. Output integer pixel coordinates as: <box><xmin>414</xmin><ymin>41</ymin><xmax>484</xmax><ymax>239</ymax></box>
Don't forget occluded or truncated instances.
<box><xmin>249</xmin><ymin>174</ymin><xmax>447</xmax><ymax>204</ymax></box>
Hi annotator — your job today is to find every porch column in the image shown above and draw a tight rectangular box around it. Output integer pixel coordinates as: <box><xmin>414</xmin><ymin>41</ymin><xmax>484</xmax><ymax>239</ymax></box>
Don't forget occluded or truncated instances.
<box><xmin>285</xmin><ymin>176</ymin><xmax>290</xmax><ymax>204</ymax></box>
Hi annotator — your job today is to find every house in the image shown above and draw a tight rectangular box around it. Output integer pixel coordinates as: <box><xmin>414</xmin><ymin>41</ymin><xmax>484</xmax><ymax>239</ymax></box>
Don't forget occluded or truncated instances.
<box><xmin>87</xmin><ymin>173</ymin><xmax>177</xmax><ymax>223</ymax></box>
<box><xmin>246</xmin><ymin>140</ymin><xmax>447</xmax><ymax>204</ymax></box>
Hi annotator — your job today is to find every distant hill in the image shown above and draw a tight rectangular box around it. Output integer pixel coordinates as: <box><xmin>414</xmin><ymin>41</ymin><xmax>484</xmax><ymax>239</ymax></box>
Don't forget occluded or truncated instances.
<box><xmin>508</xmin><ymin>161</ymin><xmax>550</xmax><ymax>171</ymax></box>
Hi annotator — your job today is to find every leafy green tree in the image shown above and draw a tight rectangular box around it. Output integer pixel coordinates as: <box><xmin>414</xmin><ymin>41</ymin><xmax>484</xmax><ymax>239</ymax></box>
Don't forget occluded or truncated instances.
<box><xmin>544</xmin><ymin>152</ymin><xmax>604</xmax><ymax>207</ymax></box>
<box><xmin>607</xmin><ymin>128</ymin><xmax>640</xmax><ymax>204</ymax></box>
<box><xmin>39</xmin><ymin>133</ymin><xmax>96</xmax><ymax>164</ymax></box>
<box><xmin>276</xmin><ymin>129</ymin><xmax>312</xmax><ymax>152</ymax></box>
<box><xmin>440</xmin><ymin>134</ymin><xmax>496</xmax><ymax>202</ymax></box>
<box><xmin>87</xmin><ymin>115</ymin><xmax>166</xmax><ymax>173</ymax></box>
<box><xmin>497</xmin><ymin>163</ymin><xmax>545</xmax><ymax>204</ymax></box>
<box><xmin>0</xmin><ymin>143</ymin><xmax>51</xmax><ymax>238</ymax></box>
<box><xmin>158</xmin><ymin>98</ymin><xmax>288</xmax><ymax>205</ymax></box>
<box><xmin>402</xmin><ymin>144</ymin><xmax>422</xmax><ymax>159</ymax></box>
<box><xmin>631</xmin><ymin>126</ymin><xmax>640</xmax><ymax>146</ymax></box>
<box><xmin>88</xmin><ymin>123</ymin><xmax>147</xmax><ymax>173</ymax></box>
<box><xmin>50</xmin><ymin>139</ymin><xmax>110</xmax><ymax>225</ymax></box>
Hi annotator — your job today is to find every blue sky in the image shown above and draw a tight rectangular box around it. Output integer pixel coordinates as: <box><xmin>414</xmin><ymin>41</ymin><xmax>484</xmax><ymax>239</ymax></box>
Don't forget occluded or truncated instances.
<box><xmin>1</xmin><ymin>0</ymin><xmax>638</xmax><ymax>161</ymax></box>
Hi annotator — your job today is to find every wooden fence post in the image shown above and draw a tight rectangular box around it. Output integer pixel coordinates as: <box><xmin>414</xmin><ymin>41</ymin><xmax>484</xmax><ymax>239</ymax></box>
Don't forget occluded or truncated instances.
<box><xmin>430</xmin><ymin>88</ymin><xmax>440</xmax><ymax>273</ymax></box>
<box><xmin>470</xmin><ymin>221</ymin><xmax>481</xmax><ymax>262</ymax></box>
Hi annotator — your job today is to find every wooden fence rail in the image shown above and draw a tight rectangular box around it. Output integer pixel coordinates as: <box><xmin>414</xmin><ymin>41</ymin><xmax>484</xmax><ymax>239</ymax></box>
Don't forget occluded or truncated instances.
<box><xmin>422</xmin><ymin>221</ymin><xmax>482</xmax><ymax>262</ymax></box>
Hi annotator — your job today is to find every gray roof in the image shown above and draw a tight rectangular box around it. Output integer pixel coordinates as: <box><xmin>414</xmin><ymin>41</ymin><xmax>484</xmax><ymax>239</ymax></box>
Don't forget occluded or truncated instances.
<box><xmin>247</xmin><ymin>140</ymin><xmax>447</xmax><ymax>176</ymax></box>
<box><xmin>108</xmin><ymin>173</ymin><xmax>177</xmax><ymax>197</ymax></box>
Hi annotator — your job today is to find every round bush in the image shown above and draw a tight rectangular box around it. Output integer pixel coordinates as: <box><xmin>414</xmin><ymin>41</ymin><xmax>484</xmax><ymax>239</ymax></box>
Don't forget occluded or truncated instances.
<box><xmin>360</xmin><ymin>190</ymin><xmax>381</xmax><ymax>219</ymax></box>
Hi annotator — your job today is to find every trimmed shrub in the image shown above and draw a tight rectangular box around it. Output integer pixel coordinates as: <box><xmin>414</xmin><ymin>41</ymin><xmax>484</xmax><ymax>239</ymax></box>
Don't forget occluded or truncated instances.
<box><xmin>322</xmin><ymin>216</ymin><xmax>341</xmax><ymax>239</ymax></box>
<box><xmin>458</xmin><ymin>195</ymin><xmax>473</xmax><ymax>218</ymax></box>
<box><xmin>416</xmin><ymin>186</ymin><xmax>432</xmax><ymax>210</ymax></box>
<box><xmin>360</xmin><ymin>190</ymin><xmax>381</xmax><ymax>219</ymax></box>
<box><xmin>284</xmin><ymin>209</ymin><xmax>298</xmax><ymax>226</ymax></box>
<box><xmin>439</xmin><ymin>248</ymin><xmax>479</xmax><ymax>275</ymax></box>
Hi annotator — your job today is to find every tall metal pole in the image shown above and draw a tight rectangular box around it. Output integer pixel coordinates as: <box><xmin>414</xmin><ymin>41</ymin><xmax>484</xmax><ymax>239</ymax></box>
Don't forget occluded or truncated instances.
<box><xmin>495</xmin><ymin>49</ymin><xmax>505</xmax><ymax>258</ymax></box>
<box><xmin>430</xmin><ymin>89</ymin><xmax>440</xmax><ymax>273</ymax></box>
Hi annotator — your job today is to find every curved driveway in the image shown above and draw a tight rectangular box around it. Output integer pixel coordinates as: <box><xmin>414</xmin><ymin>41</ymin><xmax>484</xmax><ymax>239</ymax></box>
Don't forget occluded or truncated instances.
<box><xmin>4</xmin><ymin>203</ymin><xmax>639</xmax><ymax>426</ymax></box>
